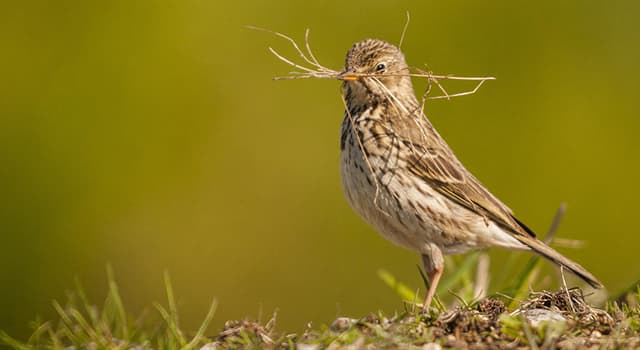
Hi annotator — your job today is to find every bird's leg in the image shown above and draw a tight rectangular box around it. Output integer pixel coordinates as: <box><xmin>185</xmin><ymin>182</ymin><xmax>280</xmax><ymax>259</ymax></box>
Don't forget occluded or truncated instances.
<box><xmin>421</xmin><ymin>244</ymin><xmax>444</xmax><ymax>310</ymax></box>
<box><xmin>422</xmin><ymin>266</ymin><xmax>443</xmax><ymax>310</ymax></box>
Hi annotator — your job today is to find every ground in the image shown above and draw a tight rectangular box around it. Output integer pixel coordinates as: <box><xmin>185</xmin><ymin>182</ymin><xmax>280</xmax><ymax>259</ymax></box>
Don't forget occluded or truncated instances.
<box><xmin>3</xmin><ymin>286</ymin><xmax>640</xmax><ymax>350</ymax></box>
<box><xmin>209</xmin><ymin>289</ymin><xmax>639</xmax><ymax>349</ymax></box>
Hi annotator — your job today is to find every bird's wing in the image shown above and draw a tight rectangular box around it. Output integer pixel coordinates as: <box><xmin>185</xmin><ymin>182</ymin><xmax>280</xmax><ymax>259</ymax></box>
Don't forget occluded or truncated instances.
<box><xmin>396</xmin><ymin>118</ymin><xmax>535</xmax><ymax>238</ymax></box>
<box><xmin>393</xmin><ymin>121</ymin><xmax>605</xmax><ymax>287</ymax></box>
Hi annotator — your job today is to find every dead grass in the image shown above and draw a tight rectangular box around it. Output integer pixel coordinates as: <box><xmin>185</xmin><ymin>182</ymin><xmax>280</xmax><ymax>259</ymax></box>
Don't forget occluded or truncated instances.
<box><xmin>249</xmin><ymin>26</ymin><xmax>496</xmax><ymax>102</ymax></box>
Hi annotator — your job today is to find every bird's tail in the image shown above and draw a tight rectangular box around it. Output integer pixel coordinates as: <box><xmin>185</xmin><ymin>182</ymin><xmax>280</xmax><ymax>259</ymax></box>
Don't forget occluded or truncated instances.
<box><xmin>512</xmin><ymin>234</ymin><xmax>603</xmax><ymax>289</ymax></box>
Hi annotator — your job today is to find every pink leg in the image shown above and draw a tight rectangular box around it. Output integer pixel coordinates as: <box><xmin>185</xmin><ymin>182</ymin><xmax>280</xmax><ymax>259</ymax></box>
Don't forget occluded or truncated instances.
<box><xmin>421</xmin><ymin>245</ymin><xmax>444</xmax><ymax>310</ymax></box>
<box><xmin>422</xmin><ymin>265</ymin><xmax>443</xmax><ymax>310</ymax></box>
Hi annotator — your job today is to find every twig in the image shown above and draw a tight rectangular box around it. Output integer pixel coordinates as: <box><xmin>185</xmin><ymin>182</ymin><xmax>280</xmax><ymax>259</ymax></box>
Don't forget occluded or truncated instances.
<box><xmin>304</xmin><ymin>29</ymin><xmax>324</xmax><ymax>69</ymax></box>
<box><xmin>398</xmin><ymin>11</ymin><xmax>410</xmax><ymax>49</ymax></box>
<box><xmin>248</xmin><ymin>26</ymin><xmax>333</xmax><ymax>73</ymax></box>
<box><xmin>252</xmin><ymin>27</ymin><xmax>495</xmax><ymax>100</ymax></box>
<box><xmin>560</xmin><ymin>266</ymin><xmax>577</xmax><ymax>313</ymax></box>
<box><xmin>426</xmin><ymin>79</ymin><xmax>488</xmax><ymax>100</ymax></box>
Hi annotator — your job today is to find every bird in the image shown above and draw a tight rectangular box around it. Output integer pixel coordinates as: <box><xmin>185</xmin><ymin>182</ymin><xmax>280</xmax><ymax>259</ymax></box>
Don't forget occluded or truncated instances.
<box><xmin>337</xmin><ymin>38</ymin><xmax>603</xmax><ymax>310</ymax></box>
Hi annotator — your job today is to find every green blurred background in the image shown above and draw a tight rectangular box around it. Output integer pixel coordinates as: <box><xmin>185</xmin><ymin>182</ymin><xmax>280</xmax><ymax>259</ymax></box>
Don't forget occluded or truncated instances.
<box><xmin>1</xmin><ymin>0</ymin><xmax>639</xmax><ymax>338</ymax></box>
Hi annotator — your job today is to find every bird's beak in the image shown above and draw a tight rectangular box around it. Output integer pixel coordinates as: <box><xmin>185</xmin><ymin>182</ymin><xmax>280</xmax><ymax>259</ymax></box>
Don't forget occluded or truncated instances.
<box><xmin>337</xmin><ymin>70</ymin><xmax>358</xmax><ymax>81</ymax></box>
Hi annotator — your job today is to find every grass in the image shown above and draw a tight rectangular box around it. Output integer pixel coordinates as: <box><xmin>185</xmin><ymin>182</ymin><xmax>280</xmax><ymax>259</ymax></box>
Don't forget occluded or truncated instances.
<box><xmin>2</xmin><ymin>260</ymin><xmax>640</xmax><ymax>349</ymax></box>
<box><xmin>0</xmin><ymin>206</ymin><xmax>633</xmax><ymax>349</ymax></box>
<box><xmin>0</xmin><ymin>205</ymin><xmax>635</xmax><ymax>350</ymax></box>
<box><xmin>0</xmin><ymin>268</ymin><xmax>217</xmax><ymax>350</ymax></box>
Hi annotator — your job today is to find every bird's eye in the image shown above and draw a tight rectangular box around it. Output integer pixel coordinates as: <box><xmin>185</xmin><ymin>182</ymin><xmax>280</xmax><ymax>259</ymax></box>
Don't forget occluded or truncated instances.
<box><xmin>375</xmin><ymin>63</ymin><xmax>386</xmax><ymax>72</ymax></box>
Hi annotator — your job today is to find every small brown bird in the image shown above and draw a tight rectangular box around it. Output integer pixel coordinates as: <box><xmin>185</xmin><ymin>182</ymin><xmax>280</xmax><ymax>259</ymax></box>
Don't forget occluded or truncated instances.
<box><xmin>338</xmin><ymin>39</ymin><xmax>602</xmax><ymax>309</ymax></box>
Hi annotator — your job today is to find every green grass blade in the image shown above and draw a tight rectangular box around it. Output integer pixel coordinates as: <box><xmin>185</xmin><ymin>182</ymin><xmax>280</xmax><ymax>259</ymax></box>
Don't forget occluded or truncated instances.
<box><xmin>611</xmin><ymin>278</ymin><xmax>640</xmax><ymax>304</ymax></box>
<box><xmin>26</xmin><ymin>321</ymin><xmax>51</xmax><ymax>346</ymax></box>
<box><xmin>106</xmin><ymin>265</ymin><xmax>129</xmax><ymax>339</ymax></box>
<box><xmin>181</xmin><ymin>298</ymin><xmax>218</xmax><ymax>350</ymax></box>
<box><xmin>164</xmin><ymin>271</ymin><xmax>180</xmax><ymax>328</ymax></box>
<box><xmin>74</xmin><ymin>277</ymin><xmax>100</xmax><ymax>328</ymax></box>
<box><xmin>0</xmin><ymin>331</ymin><xmax>32</xmax><ymax>350</ymax></box>
<box><xmin>52</xmin><ymin>300</ymin><xmax>84</xmax><ymax>344</ymax></box>
<box><xmin>69</xmin><ymin>309</ymin><xmax>105</xmax><ymax>347</ymax></box>
<box><xmin>505</xmin><ymin>256</ymin><xmax>543</xmax><ymax>309</ymax></box>
<box><xmin>46</xmin><ymin>326</ymin><xmax>64</xmax><ymax>350</ymax></box>
<box><xmin>503</xmin><ymin>205</ymin><xmax>566</xmax><ymax>308</ymax></box>
<box><xmin>154</xmin><ymin>303</ymin><xmax>187</xmax><ymax>347</ymax></box>
<box><xmin>437</xmin><ymin>252</ymin><xmax>479</xmax><ymax>294</ymax></box>
<box><xmin>377</xmin><ymin>269</ymin><xmax>416</xmax><ymax>301</ymax></box>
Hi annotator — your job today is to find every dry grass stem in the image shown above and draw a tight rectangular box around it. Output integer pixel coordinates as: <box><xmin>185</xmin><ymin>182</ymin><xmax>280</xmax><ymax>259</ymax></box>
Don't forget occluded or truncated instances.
<box><xmin>525</xmin><ymin>203</ymin><xmax>583</xmax><ymax>252</ymax></box>
<box><xmin>544</xmin><ymin>203</ymin><xmax>567</xmax><ymax>244</ymax></box>
<box><xmin>551</xmin><ymin>238</ymin><xmax>585</xmax><ymax>249</ymax></box>
<box><xmin>253</xmin><ymin>27</ymin><xmax>495</xmax><ymax>101</ymax></box>
<box><xmin>560</xmin><ymin>266</ymin><xmax>577</xmax><ymax>313</ymax></box>
<box><xmin>398</xmin><ymin>11</ymin><xmax>410</xmax><ymax>49</ymax></box>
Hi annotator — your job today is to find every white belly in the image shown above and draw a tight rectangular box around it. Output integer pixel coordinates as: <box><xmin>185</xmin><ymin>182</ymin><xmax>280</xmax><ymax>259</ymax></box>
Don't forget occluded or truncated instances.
<box><xmin>339</xmin><ymin>141</ymin><xmax>526</xmax><ymax>255</ymax></box>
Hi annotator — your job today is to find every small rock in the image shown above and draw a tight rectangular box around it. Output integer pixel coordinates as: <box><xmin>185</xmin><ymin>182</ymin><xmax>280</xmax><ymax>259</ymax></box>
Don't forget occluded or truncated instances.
<box><xmin>199</xmin><ymin>343</ymin><xmax>217</xmax><ymax>350</ymax></box>
<box><xmin>297</xmin><ymin>344</ymin><xmax>319</xmax><ymax>350</ymax></box>
<box><xmin>520</xmin><ymin>308</ymin><xmax>566</xmax><ymax>327</ymax></box>
<box><xmin>421</xmin><ymin>343</ymin><xmax>442</xmax><ymax>350</ymax></box>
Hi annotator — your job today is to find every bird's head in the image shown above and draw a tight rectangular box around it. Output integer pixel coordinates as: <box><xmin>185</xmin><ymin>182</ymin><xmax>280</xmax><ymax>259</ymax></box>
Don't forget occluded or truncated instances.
<box><xmin>339</xmin><ymin>39</ymin><xmax>413</xmax><ymax>104</ymax></box>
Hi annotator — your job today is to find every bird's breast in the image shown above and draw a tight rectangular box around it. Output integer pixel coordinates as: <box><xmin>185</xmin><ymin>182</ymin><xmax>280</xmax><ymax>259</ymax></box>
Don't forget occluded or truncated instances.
<box><xmin>338</xmin><ymin>108</ymin><xmax>512</xmax><ymax>255</ymax></box>
<box><xmin>339</xmin><ymin>108</ymin><xmax>444</xmax><ymax>253</ymax></box>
